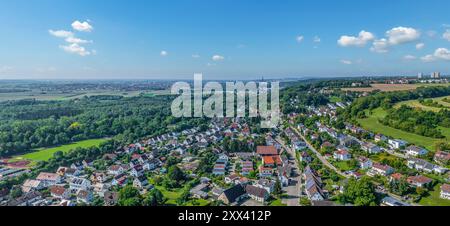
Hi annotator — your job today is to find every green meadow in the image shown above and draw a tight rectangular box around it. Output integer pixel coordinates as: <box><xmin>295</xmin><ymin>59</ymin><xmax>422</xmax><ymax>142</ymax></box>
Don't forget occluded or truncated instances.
<box><xmin>14</xmin><ymin>138</ymin><xmax>108</xmax><ymax>162</ymax></box>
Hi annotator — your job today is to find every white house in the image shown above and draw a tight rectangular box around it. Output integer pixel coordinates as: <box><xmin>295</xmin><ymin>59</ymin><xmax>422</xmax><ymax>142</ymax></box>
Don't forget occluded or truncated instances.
<box><xmin>361</xmin><ymin>142</ymin><xmax>381</xmax><ymax>154</ymax></box>
<box><xmin>333</xmin><ymin>150</ymin><xmax>351</xmax><ymax>161</ymax></box>
<box><xmin>406</xmin><ymin>146</ymin><xmax>428</xmax><ymax>157</ymax></box>
<box><xmin>36</xmin><ymin>172</ymin><xmax>62</xmax><ymax>187</ymax></box>
<box><xmin>388</xmin><ymin>139</ymin><xmax>408</xmax><ymax>150</ymax></box>
<box><xmin>371</xmin><ymin>163</ymin><xmax>394</xmax><ymax>176</ymax></box>
<box><xmin>358</xmin><ymin>157</ymin><xmax>373</xmax><ymax>170</ymax></box>
<box><xmin>441</xmin><ymin>184</ymin><xmax>450</xmax><ymax>200</ymax></box>
<box><xmin>70</xmin><ymin>177</ymin><xmax>91</xmax><ymax>191</ymax></box>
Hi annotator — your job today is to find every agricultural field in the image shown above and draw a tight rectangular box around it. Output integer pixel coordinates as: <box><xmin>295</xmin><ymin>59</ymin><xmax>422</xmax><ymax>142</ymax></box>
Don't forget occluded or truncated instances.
<box><xmin>0</xmin><ymin>89</ymin><xmax>169</xmax><ymax>102</ymax></box>
<box><xmin>342</xmin><ymin>83</ymin><xmax>450</xmax><ymax>93</ymax></box>
<box><xmin>357</xmin><ymin>108</ymin><xmax>448</xmax><ymax>150</ymax></box>
<box><xmin>11</xmin><ymin>138</ymin><xmax>108</xmax><ymax>163</ymax></box>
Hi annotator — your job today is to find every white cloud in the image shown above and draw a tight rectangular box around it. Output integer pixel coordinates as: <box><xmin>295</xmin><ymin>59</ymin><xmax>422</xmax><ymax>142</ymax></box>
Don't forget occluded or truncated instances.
<box><xmin>65</xmin><ymin>37</ymin><xmax>92</xmax><ymax>44</ymax></box>
<box><xmin>313</xmin><ymin>36</ymin><xmax>321</xmax><ymax>43</ymax></box>
<box><xmin>403</xmin><ymin>55</ymin><xmax>417</xmax><ymax>60</ymax></box>
<box><xmin>60</xmin><ymin>43</ymin><xmax>91</xmax><ymax>56</ymax></box>
<box><xmin>340</xmin><ymin>60</ymin><xmax>353</xmax><ymax>65</ymax></box>
<box><xmin>49</xmin><ymin>30</ymin><xmax>74</xmax><ymax>38</ymax></box>
<box><xmin>71</xmin><ymin>20</ymin><xmax>93</xmax><ymax>32</ymax></box>
<box><xmin>443</xmin><ymin>30</ymin><xmax>450</xmax><ymax>41</ymax></box>
<box><xmin>421</xmin><ymin>48</ymin><xmax>450</xmax><ymax>62</ymax></box>
<box><xmin>370</xmin><ymin>38</ymin><xmax>389</xmax><ymax>53</ymax></box>
<box><xmin>212</xmin><ymin>55</ymin><xmax>225</xmax><ymax>61</ymax></box>
<box><xmin>434</xmin><ymin>48</ymin><xmax>450</xmax><ymax>60</ymax></box>
<box><xmin>192</xmin><ymin>54</ymin><xmax>200</xmax><ymax>58</ymax></box>
<box><xmin>421</xmin><ymin>54</ymin><xmax>435</xmax><ymax>62</ymax></box>
<box><xmin>338</xmin><ymin>30</ymin><xmax>375</xmax><ymax>47</ymax></box>
<box><xmin>386</xmin><ymin>27</ymin><xmax>421</xmax><ymax>45</ymax></box>
<box><xmin>296</xmin><ymin>35</ymin><xmax>304</xmax><ymax>43</ymax></box>
<box><xmin>416</xmin><ymin>43</ymin><xmax>425</xmax><ymax>50</ymax></box>
<box><xmin>160</xmin><ymin>50</ymin><xmax>168</xmax><ymax>56</ymax></box>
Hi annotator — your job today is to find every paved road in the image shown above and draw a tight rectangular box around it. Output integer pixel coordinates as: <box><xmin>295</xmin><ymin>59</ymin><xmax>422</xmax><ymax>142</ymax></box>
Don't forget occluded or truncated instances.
<box><xmin>290</xmin><ymin>127</ymin><xmax>350</xmax><ymax>179</ymax></box>
<box><xmin>277</xmin><ymin>137</ymin><xmax>302</xmax><ymax>206</ymax></box>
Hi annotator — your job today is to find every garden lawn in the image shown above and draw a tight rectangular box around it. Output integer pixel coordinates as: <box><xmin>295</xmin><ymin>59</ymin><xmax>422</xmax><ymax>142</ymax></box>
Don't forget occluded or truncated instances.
<box><xmin>418</xmin><ymin>184</ymin><xmax>450</xmax><ymax>206</ymax></box>
<box><xmin>16</xmin><ymin>138</ymin><xmax>108</xmax><ymax>162</ymax></box>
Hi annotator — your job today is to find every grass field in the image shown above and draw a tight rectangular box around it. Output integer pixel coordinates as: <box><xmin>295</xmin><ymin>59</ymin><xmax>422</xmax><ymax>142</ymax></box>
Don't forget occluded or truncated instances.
<box><xmin>269</xmin><ymin>198</ymin><xmax>287</xmax><ymax>206</ymax></box>
<box><xmin>419</xmin><ymin>184</ymin><xmax>450</xmax><ymax>206</ymax></box>
<box><xmin>329</xmin><ymin>96</ymin><xmax>343</xmax><ymax>103</ymax></box>
<box><xmin>342</xmin><ymin>83</ymin><xmax>450</xmax><ymax>93</ymax></box>
<box><xmin>332</xmin><ymin>161</ymin><xmax>355</xmax><ymax>171</ymax></box>
<box><xmin>13</xmin><ymin>138</ymin><xmax>108</xmax><ymax>162</ymax></box>
<box><xmin>154</xmin><ymin>185</ymin><xmax>209</xmax><ymax>206</ymax></box>
<box><xmin>394</xmin><ymin>95</ymin><xmax>450</xmax><ymax>112</ymax></box>
<box><xmin>357</xmin><ymin>108</ymin><xmax>448</xmax><ymax>150</ymax></box>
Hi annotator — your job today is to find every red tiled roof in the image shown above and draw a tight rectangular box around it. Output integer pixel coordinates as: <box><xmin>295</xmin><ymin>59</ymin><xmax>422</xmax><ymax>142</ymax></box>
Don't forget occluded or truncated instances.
<box><xmin>407</xmin><ymin>175</ymin><xmax>433</xmax><ymax>185</ymax></box>
<box><xmin>441</xmin><ymin>184</ymin><xmax>450</xmax><ymax>193</ymax></box>
<box><xmin>257</xmin><ymin>146</ymin><xmax>278</xmax><ymax>156</ymax></box>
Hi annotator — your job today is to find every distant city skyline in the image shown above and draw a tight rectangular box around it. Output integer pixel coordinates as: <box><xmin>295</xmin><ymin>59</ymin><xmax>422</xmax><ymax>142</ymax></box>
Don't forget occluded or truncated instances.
<box><xmin>1</xmin><ymin>0</ymin><xmax>450</xmax><ymax>80</ymax></box>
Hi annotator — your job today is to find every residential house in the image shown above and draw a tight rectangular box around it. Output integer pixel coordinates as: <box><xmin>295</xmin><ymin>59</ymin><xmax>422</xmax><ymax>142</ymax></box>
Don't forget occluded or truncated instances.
<box><xmin>406</xmin><ymin>146</ymin><xmax>428</xmax><ymax>157</ymax></box>
<box><xmin>70</xmin><ymin>177</ymin><xmax>91</xmax><ymax>190</ymax></box>
<box><xmin>130</xmin><ymin>165</ymin><xmax>145</xmax><ymax>177</ymax></box>
<box><xmin>361</xmin><ymin>142</ymin><xmax>381</xmax><ymax>154</ymax></box>
<box><xmin>434</xmin><ymin>151</ymin><xmax>450</xmax><ymax>165</ymax></box>
<box><xmin>144</xmin><ymin>158</ymin><xmax>161</xmax><ymax>171</ymax></box>
<box><xmin>21</xmin><ymin>179</ymin><xmax>44</xmax><ymax>193</ymax></box>
<box><xmin>56</xmin><ymin>167</ymin><xmax>80</xmax><ymax>178</ymax></box>
<box><xmin>36</xmin><ymin>172</ymin><xmax>62</xmax><ymax>187</ymax></box>
<box><xmin>407</xmin><ymin>175</ymin><xmax>433</xmax><ymax>188</ymax></box>
<box><xmin>388</xmin><ymin>139</ymin><xmax>408</xmax><ymax>150</ymax></box>
<box><xmin>111</xmin><ymin>174</ymin><xmax>128</xmax><ymax>187</ymax></box>
<box><xmin>104</xmin><ymin>191</ymin><xmax>119</xmax><ymax>206</ymax></box>
<box><xmin>374</xmin><ymin>134</ymin><xmax>387</xmax><ymax>143</ymax></box>
<box><xmin>77</xmin><ymin>190</ymin><xmax>93</xmax><ymax>204</ymax></box>
<box><xmin>246</xmin><ymin>185</ymin><xmax>269</xmax><ymax>203</ymax></box>
<box><xmin>358</xmin><ymin>157</ymin><xmax>373</xmax><ymax>170</ymax></box>
<box><xmin>7</xmin><ymin>191</ymin><xmax>42</xmax><ymax>206</ymax></box>
<box><xmin>333</xmin><ymin>150</ymin><xmax>351</xmax><ymax>161</ymax></box>
<box><xmin>441</xmin><ymin>184</ymin><xmax>450</xmax><ymax>200</ymax></box>
<box><xmin>256</xmin><ymin>179</ymin><xmax>275</xmax><ymax>194</ymax></box>
<box><xmin>50</xmin><ymin>186</ymin><xmax>70</xmax><ymax>200</ymax></box>
<box><xmin>133</xmin><ymin>175</ymin><xmax>151</xmax><ymax>190</ymax></box>
<box><xmin>371</xmin><ymin>163</ymin><xmax>394</xmax><ymax>176</ymax></box>
<box><xmin>225</xmin><ymin>174</ymin><xmax>241</xmax><ymax>184</ymax></box>
<box><xmin>107</xmin><ymin>165</ymin><xmax>124</xmax><ymax>176</ymax></box>
<box><xmin>304</xmin><ymin>166</ymin><xmax>324</xmax><ymax>201</ymax></box>
<box><xmin>256</xmin><ymin>146</ymin><xmax>278</xmax><ymax>156</ymax></box>
<box><xmin>390</xmin><ymin>173</ymin><xmax>404</xmax><ymax>182</ymax></box>
<box><xmin>218</xmin><ymin>184</ymin><xmax>246</xmax><ymax>205</ymax></box>
<box><xmin>300</xmin><ymin>151</ymin><xmax>312</xmax><ymax>163</ymax></box>
<box><xmin>241</xmin><ymin>160</ymin><xmax>254</xmax><ymax>176</ymax></box>
<box><xmin>190</xmin><ymin>183</ymin><xmax>209</xmax><ymax>199</ymax></box>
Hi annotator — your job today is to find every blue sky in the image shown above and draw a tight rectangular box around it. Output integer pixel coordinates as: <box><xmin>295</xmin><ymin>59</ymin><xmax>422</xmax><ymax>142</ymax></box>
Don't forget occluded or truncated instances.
<box><xmin>1</xmin><ymin>0</ymin><xmax>450</xmax><ymax>80</ymax></box>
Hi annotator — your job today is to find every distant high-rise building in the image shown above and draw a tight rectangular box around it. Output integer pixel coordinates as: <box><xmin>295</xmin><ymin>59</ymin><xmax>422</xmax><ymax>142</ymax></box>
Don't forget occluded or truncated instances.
<box><xmin>431</xmin><ymin>72</ymin><xmax>441</xmax><ymax>79</ymax></box>
<box><xmin>418</xmin><ymin>73</ymin><xmax>423</xmax><ymax>79</ymax></box>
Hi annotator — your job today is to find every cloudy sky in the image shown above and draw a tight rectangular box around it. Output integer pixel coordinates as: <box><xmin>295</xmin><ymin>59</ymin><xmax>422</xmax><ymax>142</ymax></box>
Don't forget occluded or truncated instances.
<box><xmin>1</xmin><ymin>0</ymin><xmax>450</xmax><ymax>80</ymax></box>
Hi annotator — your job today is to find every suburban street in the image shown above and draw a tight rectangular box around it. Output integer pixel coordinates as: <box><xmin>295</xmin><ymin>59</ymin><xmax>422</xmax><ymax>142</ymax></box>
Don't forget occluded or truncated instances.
<box><xmin>291</xmin><ymin>127</ymin><xmax>350</xmax><ymax>179</ymax></box>
<box><xmin>277</xmin><ymin>137</ymin><xmax>302</xmax><ymax>206</ymax></box>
